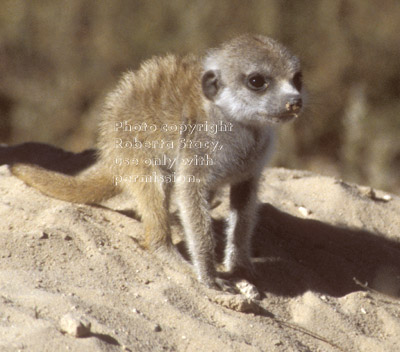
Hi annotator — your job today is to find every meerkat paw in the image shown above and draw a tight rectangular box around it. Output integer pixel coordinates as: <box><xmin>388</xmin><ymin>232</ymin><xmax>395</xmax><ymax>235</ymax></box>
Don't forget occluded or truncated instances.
<box><xmin>213</xmin><ymin>277</ymin><xmax>238</xmax><ymax>294</ymax></box>
<box><xmin>215</xmin><ymin>272</ymin><xmax>261</xmax><ymax>299</ymax></box>
<box><xmin>207</xmin><ymin>278</ymin><xmax>261</xmax><ymax>311</ymax></box>
<box><xmin>225</xmin><ymin>260</ymin><xmax>259</xmax><ymax>283</ymax></box>
<box><xmin>234</xmin><ymin>279</ymin><xmax>260</xmax><ymax>300</ymax></box>
<box><xmin>218</xmin><ymin>263</ymin><xmax>261</xmax><ymax>299</ymax></box>
<box><xmin>197</xmin><ymin>273</ymin><xmax>237</xmax><ymax>293</ymax></box>
<box><xmin>202</xmin><ymin>275</ymin><xmax>260</xmax><ymax>300</ymax></box>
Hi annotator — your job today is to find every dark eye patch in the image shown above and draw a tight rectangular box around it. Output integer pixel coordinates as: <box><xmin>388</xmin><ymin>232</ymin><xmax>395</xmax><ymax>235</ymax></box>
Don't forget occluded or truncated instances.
<box><xmin>293</xmin><ymin>71</ymin><xmax>303</xmax><ymax>91</ymax></box>
<box><xmin>247</xmin><ymin>73</ymin><xmax>269</xmax><ymax>91</ymax></box>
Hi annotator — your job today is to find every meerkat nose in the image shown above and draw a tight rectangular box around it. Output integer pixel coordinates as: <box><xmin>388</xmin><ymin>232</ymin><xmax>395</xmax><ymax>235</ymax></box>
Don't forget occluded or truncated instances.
<box><xmin>285</xmin><ymin>96</ymin><xmax>303</xmax><ymax>113</ymax></box>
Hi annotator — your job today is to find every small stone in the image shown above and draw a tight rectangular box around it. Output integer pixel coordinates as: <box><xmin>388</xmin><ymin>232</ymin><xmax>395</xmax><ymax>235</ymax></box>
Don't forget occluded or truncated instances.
<box><xmin>39</xmin><ymin>231</ymin><xmax>49</xmax><ymax>240</ymax></box>
<box><xmin>60</xmin><ymin>313</ymin><xmax>91</xmax><ymax>337</ymax></box>
<box><xmin>298</xmin><ymin>206</ymin><xmax>311</xmax><ymax>217</ymax></box>
<box><xmin>214</xmin><ymin>294</ymin><xmax>259</xmax><ymax>313</ymax></box>
<box><xmin>383</xmin><ymin>194</ymin><xmax>392</xmax><ymax>202</ymax></box>
<box><xmin>63</xmin><ymin>234</ymin><xmax>73</xmax><ymax>241</ymax></box>
<box><xmin>154</xmin><ymin>324</ymin><xmax>162</xmax><ymax>332</ymax></box>
<box><xmin>363</xmin><ymin>187</ymin><xmax>393</xmax><ymax>202</ymax></box>
<box><xmin>364</xmin><ymin>187</ymin><xmax>376</xmax><ymax>199</ymax></box>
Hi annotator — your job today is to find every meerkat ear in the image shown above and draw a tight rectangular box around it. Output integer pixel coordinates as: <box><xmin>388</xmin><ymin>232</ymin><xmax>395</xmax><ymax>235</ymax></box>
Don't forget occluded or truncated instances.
<box><xmin>201</xmin><ymin>70</ymin><xmax>221</xmax><ymax>101</ymax></box>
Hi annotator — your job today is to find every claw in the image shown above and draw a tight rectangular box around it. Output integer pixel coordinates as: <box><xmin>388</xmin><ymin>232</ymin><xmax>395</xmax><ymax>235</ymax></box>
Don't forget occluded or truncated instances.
<box><xmin>214</xmin><ymin>277</ymin><xmax>238</xmax><ymax>294</ymax></box>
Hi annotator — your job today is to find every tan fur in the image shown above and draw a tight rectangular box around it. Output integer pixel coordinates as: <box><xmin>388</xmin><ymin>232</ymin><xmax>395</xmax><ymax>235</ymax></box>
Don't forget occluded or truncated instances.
<box><xmin>11</xmin><ymin>35</ymin><xmax>304</xmax><ymax>290</ymax></box>
<box><xmin>11</xmin><ymin>163</ymin><xmax>118</xmax><ymax>204</ymax></box>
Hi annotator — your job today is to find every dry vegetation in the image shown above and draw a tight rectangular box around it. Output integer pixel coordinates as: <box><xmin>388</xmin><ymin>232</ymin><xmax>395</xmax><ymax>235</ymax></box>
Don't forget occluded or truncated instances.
<box><xmin>1</xmin><ymin>0</ymin><xmax>399</xmax><ymax>192</ymax></box>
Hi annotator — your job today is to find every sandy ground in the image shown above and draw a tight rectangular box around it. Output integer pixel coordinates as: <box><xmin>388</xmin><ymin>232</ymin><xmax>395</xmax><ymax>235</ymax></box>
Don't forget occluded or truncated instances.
<box><xmin>1</xmin><ymin>143</ymin><xmax>400</xmax><ymax>352</ymax></box>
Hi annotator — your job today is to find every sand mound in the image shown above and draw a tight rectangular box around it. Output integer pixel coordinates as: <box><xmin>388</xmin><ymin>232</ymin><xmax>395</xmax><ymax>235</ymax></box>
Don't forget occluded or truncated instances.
<box><xmin>1</xmin><ymin>143</ymin><xmax>400</xmax><ymax>352</ymax></box>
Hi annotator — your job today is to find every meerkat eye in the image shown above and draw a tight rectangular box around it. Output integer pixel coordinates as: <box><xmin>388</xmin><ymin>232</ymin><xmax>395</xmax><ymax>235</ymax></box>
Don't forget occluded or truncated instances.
<box><xmin>247</xmin><ymin>73</ymin><xmax>268</xmax><ymax>91</ymax></box>
<box><xmin>293</xmin><ymin>71</ymin><xmax>303</xmax><ymax>91</ymax></box>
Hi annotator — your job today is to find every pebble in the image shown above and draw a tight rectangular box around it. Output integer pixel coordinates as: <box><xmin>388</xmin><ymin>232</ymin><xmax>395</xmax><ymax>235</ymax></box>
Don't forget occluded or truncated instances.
<box><xmin>382</xmin><ymin>194</ymin><xmax>392</xmax><ymax>202</ymax></box>
<box><xmin>273</xmin><ymin>339</ymin><xmax>283</xmax><ymax>346</ymax></box>
<box><xmin>213</xmin><ymin>294</ymin><xmax>259</xmax><ymax>313</ymax></box>
<box><xmin>298</xmin><ymin>206</ymin><xmax>312</xmax><ymax>217</ymax></box>
<box><xmin>320</xmin><ymin>295</ymin><xmax>328</xmax><ymax>302</ymax></box>
<box><xmin>38</xmin><ymin>231</ymin><xmax>49</xmax><ymax>240</ymax></box>
<box><xmin>59</xmin><ymin>313</ymin><xmax>91</xmax><ymax>337</ymax></box>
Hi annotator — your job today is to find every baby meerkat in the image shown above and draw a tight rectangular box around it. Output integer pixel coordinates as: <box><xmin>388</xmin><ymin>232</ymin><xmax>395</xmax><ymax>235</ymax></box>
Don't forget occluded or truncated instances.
<box><xmin>11</xmin><ymin>34</ymin><xmax>304</xmax><ymax>290</ymax></box>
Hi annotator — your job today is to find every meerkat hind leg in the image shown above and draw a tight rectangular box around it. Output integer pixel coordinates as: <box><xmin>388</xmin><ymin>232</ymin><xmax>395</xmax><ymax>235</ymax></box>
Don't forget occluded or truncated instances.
<box><xmin>125</xmin><ymin>175</ymin><xmax>197</xmax><ymax>279</ymax></box>
<box><xmin>124</xmin><ymin>176</ymin><xmax>173</xmax><ymax>250</ymax></box>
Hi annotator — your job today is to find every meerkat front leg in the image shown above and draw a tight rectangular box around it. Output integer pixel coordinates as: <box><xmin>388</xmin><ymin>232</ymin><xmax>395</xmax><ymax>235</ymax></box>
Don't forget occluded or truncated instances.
<box><xmin>175</xmin><ymin>178</ymin><xmax>218</xmax><ymax>288</ymax></box>
<box><xmin>224</xmin><ymin>178</ymin><xmax>258</xmax><ymax>280</ymax></box>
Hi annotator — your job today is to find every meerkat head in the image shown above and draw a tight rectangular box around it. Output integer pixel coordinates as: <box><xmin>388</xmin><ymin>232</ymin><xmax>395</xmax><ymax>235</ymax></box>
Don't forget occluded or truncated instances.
<box><xmin>202</xmin><ymin>34</ymin><xmax>303</xmax><ymax>125</ymax></box>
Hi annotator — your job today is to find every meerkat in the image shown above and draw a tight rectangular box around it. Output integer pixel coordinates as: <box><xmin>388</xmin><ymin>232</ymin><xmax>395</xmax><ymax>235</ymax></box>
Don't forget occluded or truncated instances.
<box><xmin>11</xmin><ymin>34</ymin><xmax>303</xmax><ymax>290</ymax></box>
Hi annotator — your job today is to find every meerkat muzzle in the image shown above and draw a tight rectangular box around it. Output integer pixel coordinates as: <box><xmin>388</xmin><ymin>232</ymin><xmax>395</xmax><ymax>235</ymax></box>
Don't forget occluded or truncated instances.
<box><xmin>286</xmin><ymin>97</ymin><xmax>303</xmax><ymax>113</ymax></box>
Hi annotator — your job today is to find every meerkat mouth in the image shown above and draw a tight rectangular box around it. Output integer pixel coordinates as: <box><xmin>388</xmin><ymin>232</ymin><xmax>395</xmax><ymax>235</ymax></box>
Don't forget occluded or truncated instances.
<box><xmin>265</xmin><ymin>113</ymin><xmax>299</xmax><ymax>123</ymax></box>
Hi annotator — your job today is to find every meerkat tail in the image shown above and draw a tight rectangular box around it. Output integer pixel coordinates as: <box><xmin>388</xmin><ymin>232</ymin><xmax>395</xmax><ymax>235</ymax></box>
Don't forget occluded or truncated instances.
<box><xmin>10</xmin><ymin>163</ymin><xmax>118</xmax><ymax>204</ymax></box>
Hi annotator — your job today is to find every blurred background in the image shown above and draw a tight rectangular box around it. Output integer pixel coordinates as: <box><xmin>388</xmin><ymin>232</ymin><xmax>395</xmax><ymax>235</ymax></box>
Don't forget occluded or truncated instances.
<box><xmin>1</xmin><ymin>0</ymin><xmax>399</xmax><ymax>193</ymax></box>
